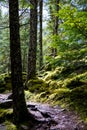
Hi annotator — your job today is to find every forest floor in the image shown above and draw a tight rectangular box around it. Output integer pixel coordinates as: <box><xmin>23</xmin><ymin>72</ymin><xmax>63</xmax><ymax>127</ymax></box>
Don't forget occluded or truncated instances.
<box><xmin>0</xmin><ymin>93</ymin><xmax>87</xmax><ymax>130</ymax></box>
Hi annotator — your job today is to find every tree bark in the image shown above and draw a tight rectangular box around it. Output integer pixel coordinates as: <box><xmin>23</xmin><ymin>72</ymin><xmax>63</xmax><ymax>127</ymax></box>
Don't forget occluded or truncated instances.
<box><xmin>51</xmin><ymin>0</ymin><xmax>60</xmax><ymax>57</ymax></box>
<box><xmin>54</xmin><ymin>0</ymin><xmax>59</xmax><ymax>35</ymax></box>
<box><xmin>27</xmin><ymin>0</ymin><xmax>37</xmax><ymax>80</ymax></box>
<box><xmin>39</xmin><ymin>0</ymin><xmax>43</xmax><ymax>70</ymax></box>
<box><xmin>9</xmin><ymin>0</ymin><xmax>29</xmax><ymax>125</ymax></box>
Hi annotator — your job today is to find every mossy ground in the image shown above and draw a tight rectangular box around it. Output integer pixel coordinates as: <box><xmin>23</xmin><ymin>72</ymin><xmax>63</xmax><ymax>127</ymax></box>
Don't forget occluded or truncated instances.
<box><xmin>23</xmin><ymin>64</ymin><xmax>87</xmax><ymax>122</ymax></box>
<box><xmin>0</xmin><ymin>108</ymin><xmax>13</xmax><ymax>123</ymax></box>
<box><xmin>5</xmin><ymin>121</ymin><xmax>17</xmax><ymax>130</ymax></box>
<box><xmin>0</xmin><ymin>72</ymin><xmax>27</xmax><ymax>93</ymax></box>
<box><xmin>0</xmin><ymin>64</ymin><xmax>87</xmax><ymax>124</ymax></box>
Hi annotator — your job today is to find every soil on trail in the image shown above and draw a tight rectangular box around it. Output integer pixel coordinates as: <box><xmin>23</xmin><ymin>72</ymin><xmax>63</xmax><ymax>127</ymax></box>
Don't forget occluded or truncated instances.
<box><xmin>26</xmin><ymin>102</ymin><xmax>87</xmax><ymax>130</ymax></box>
<box><xmin>0</xmin><ymin>93</ymin><xmax>87</xmax><ymax>130</ymax></box>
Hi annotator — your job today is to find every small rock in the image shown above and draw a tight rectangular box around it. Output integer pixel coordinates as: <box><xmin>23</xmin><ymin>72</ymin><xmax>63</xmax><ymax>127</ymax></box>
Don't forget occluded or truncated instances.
<box><xmin>0</xmin><ymin>124</ymin><xmax>6</xmax><ymax>130</ymax></box>
<box><xmin>7</xmin><ymin>93</ymin><xmax>12</xmax><ymax>99</ymax></box>
<box><xmin>74</xmin><ymin>127</ymin><xmax>78</xmax><ymax>130</ymax></box>
<box><xmin>20</xmin><ymin>125</ymin><xmax>29</xmax><ymax>130</ymax></box>
<box><xmin>0</xmin><ymin>99</ymin><xmax>12</xmax><ymax>108</ymax></box>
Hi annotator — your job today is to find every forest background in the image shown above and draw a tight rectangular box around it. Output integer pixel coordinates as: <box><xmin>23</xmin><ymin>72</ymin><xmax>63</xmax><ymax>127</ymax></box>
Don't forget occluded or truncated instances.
<box><xmin>0</xmin><ymin>0</ymin><xmax>87</xmax><ymax>128</ymax></box>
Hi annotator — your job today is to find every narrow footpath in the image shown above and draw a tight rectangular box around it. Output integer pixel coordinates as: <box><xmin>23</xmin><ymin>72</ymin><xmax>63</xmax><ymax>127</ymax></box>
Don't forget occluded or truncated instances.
<box><xmin>0</xmin><ymin>93</ymin><xmax>87</xmax><ymax>130</ymax></box>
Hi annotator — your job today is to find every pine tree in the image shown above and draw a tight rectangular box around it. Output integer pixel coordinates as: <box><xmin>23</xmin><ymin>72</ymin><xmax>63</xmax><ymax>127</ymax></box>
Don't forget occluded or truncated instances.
<box><xmin>27</xmin><ymin>0</ymin><xmax>37</xmax><ymax>79</ymax></box>
<box><xmin>39</xmin><ymin>0</ymin><xmax>43</xmax><ymax>70</ymax></box>
<box><xmin>9</xmin><ymin>0</ymin><xmax>29</xmax><ymax>125</ymax></box>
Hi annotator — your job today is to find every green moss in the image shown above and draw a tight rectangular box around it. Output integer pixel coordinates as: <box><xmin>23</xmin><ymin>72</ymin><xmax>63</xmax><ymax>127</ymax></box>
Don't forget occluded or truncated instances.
<box><xmin>22</xmin><ymin>72</ymin><xmax>27</xmax><ymax>82</ymax></box>
<box><xmin>63</xmin><ymin>78</ymin><xmax>84</xmax><ymax>89</ymax></box>
<box><xmin>62</xmin><ymin>72</ymin><xmax>87</xmax><ymax>89</ymax></box>
<box><xmin>69</xmin><ymin>86</ymin><xmax>87</xmax><ymax>118</ymax></box>
<box><xmin>5</xmin><ymin>121</ymin><xmax>17</xmax><ymax>130</ymax></box>
<box><xmin>60</xmin><ymin>66</ymin><xmax>74</xmax><ymax>77</ymax></box>
<box><xmin>25</xmin><ymin>90</ymin><xmax>50</xmax><ymax>103</ymax></box>
<box><xmin>30</xmin><ymin>92</ymin><xmax>48</xmax><ymax>102</ymax></box>
<box><xmin>44</xmin><ymin>68</ymin><xmax>62</xmax><ymax>81</ymax></box>
<box><xmin>25</xmin><ymin>90</ymin><xmax>34</xmax><ymax>101</ymax></box>
<box><xmin>47</xmin><ymin>88</ymin><xmax>70</xmax><ymax>103</ymax></box>
<box><xmin>35</xmin><ymin>61</ymin><xmax>87</xmax><ymax>122</ymax></box>
<box><xmin>49</xmin><ymin>81</ymin><xmax>58</xmax><ymax>90</ymax></box>
<box><xmin>0</xmin><ymin>73</ymin><xmax>11</xmax><ymax>92</ymax></box>
<box><xmin>0</xmin><ymin>108</ymin><xmax>13</xmax><ymax>123</ymax></box>
<box><xmin>0</xmin><ymin>72</ymin><xmax>27</xmax><ymax>93</ymax></box>
<box><xmin>45</xmin><ymin>85</ymin><xmax>87</xmax><ymax>121</ymax></box>
<box><xmin>27</xmin><ymin>78</ymin><xmax>49</xmax><ymax>93</ymax></box>
<box><xmin>48</xmin><ymin>80</ymin><xmax>64</xmax><ymax>92</ymax></box>
<box><xmin>0</xmin><ymin>77</ymin><xmax>5</xmax><ymax>92</ymax></box>
<box><xmin>44</xmin><ymin>63</ymin><xmax>52</xmax><ymax>71</ymax></box>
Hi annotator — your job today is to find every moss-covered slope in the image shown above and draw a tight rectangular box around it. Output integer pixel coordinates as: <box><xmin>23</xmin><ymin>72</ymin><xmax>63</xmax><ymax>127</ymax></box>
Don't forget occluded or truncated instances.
<box><xmin>24</xmin><ymin>63</ymin><xmax>87</xmax><ymax>122</ymax></box>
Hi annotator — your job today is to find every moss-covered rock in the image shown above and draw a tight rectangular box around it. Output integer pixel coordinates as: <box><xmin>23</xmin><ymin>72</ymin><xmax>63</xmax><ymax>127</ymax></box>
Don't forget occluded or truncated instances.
<box><xmin>63</xmin><ymin>77</ymin><xmax>84</xmax><ymax>89</ymax></box>
<box><xmin>4</xmin><ymin>76</ymin><xmax>12</xmax><ymax>91</ymax></box>
<box><xmin>0</xmin><ymin>80</ymin><xmax>5</xmax><ymax>92</ymax></box>
<box><xmin>69</xmin><ymin>86</ymin><xmax>87</xmax><ymax>114</ymax></box>
<box><xmin>49</xmin><ymin>81</ymin><xmax>58</xmax><ymax>90</ymax></box>
<box><xmin>47</xmin><ymin>88</ymin><xmax>70</xmax><ymax>104</ymax></box>
<box><xmin>63</xmin><ymin>72</ymin><xmax>87</xmax><ymax>89</ymax></box>
<box><xmin>5</xmin><ymin>121</ymin><xmax>17</xmax><ymax>130</ymax></box>
<box><xmin>44</xmin><ymin>63</ymin><xmax>52</xmax><ymax>71</ymax></box>
<box><xmin>27</xmin><ymin>78</ymin><xmax>49</xmax><ymax>93</ymax></box>
<box><xmin>25</xmin><ymin>91</ymin><xmax>34</xmax><ymax>101</ymax></box>
<box><xmin>0</xmin><ymin>72</ymin><xmax>27</xmax><ymax>93</ymax></box>
<box><xmin>0</xmin><ymin>108</ymin><xmax>13</xmax><ymax>123</ymax></box>
<box><xmin>0</xmin><ymin>73</ymin><xmax>11</xmax><ymax>92</ymax></box>
<box><xmin>44</xmin><ymin>67</ymin><xmax>63</xmax><ymax>81</ymax></box>
<box><xmin>22</xmin><ymin>72</ymin><xmax>27</xmax><ymax>82</ymax></box>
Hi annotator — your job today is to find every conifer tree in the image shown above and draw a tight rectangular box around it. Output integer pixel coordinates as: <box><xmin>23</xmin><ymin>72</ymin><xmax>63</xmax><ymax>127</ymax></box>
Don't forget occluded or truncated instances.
<box><xmin>9</xmin><ymin>0</ymin><xmax>29</xmax><ymax>124</ymax></box>
<box><xmin>27</xmin><ymin>0</ymin><xmax>37</xmax><ymax>79</ymax></box>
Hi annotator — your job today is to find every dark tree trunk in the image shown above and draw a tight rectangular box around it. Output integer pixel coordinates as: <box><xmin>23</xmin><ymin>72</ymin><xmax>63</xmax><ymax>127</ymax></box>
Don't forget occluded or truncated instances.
<box><xmin>27</xmin><ymin>0</ymin><xmax>37</xmax><ymax>80</ymax></box>
<box><xmin>54</xmin><ymin>0</ymin><xmax>59</xmax><ymax>35</ymax></box>
<box><xmin>9</xmin><ymin>0</ymin><xmax>29</xmax><ymax>125</ymax></box>
<box><xmin>52</xmin><ymin>0</ymin><xmax>60</xmax><ymax>57</ymax></box>
<box><xmin>39</xmin><ymin>0</ymin><xmax>43</xmax><ymax>70</ymax></box>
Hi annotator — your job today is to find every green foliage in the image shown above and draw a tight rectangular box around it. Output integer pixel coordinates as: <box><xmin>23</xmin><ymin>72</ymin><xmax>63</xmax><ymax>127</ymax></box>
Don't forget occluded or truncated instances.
<box><xmin>44</xmin><ymin>2</ymin><xmax>87</xmax><ymax>69</ymax></box>
<box><xmin>0</xmin><ymin>10</ymin><xmax>10</xmax><ymax>74</ymax></box>
<box><xmin>59</xmin><ymin>4</ymin><xmax>87</xmax><ymax>39</ymax></box>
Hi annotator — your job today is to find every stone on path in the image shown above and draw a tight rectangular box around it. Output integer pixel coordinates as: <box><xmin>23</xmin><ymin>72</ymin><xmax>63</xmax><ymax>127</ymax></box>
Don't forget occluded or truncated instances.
<box><xmin>0</xmin><ymin>93</ymin><xmax>12</xmax><ymax>108</ymax></box>
<box><xmin>0</xmin><ymin>124</ymin><xmax>6</xmax><ymax>130</ymax></box>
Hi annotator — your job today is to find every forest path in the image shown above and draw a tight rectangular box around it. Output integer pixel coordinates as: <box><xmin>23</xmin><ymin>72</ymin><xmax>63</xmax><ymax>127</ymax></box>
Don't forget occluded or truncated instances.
<box><xmin>0</xmin><ymin>93</ymin><xmax>87</xmax><ymax>130</ymax></box>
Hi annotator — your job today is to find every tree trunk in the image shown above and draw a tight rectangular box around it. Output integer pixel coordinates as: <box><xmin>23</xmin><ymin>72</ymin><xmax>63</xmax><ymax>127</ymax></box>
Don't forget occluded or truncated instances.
<box><xmin>9</xmin><ymin>0</ymin><xmax>29</xmax><ymax>125</ymax></box>
<box><xmin>54</xmin><ymin>0</ymin><xmax>59</xmax><ymax>35</ymax></box>
<box><xmin>27</xmin><ymin>0</ymin><xmax>37</xmax><ymax>80</ymax></box>
<box><xmin>52</xmin><ymin>0</ymin><xmax>60</xmax><ymax>57</ymax></box>
<box><xmin>39</xmin><ymin>0</ymin><xmax>43</xmax><ymax>70</ymax></box>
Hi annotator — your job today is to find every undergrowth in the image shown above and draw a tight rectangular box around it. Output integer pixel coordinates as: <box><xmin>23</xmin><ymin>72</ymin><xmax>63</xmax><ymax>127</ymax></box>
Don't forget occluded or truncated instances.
<box><xmin>0</xmin><ymin>62</ymin><xmax>87</xmax><ymax>123</ymax></box>
<box><xmin>24</xmin><ymin>63</ymin><xmax>87</xmax><ymax>122</ymax></box>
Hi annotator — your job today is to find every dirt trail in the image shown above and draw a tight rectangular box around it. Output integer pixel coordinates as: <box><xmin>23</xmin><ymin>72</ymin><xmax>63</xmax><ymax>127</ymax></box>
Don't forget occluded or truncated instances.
<box><xmin>26</xmin><ymin>102</ymin><xmax>87</xmax><ymax>130</ymax></box>
<box><xmin>0</xmin><ymin>93</ymin><xmax>87</xmax><ymax>130</ymax></box>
